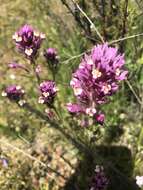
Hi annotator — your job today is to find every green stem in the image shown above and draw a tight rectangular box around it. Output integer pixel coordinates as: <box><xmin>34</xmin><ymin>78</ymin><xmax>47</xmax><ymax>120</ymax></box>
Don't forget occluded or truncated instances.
<box><xmin>31</xmin><ymin>59</ymin><xmax>40</xmax><ymax>84</ymax></box>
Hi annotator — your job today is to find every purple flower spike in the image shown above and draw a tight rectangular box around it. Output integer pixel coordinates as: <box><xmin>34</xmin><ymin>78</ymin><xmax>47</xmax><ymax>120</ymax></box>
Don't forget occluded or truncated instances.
<box><xmin>44</xmin><ymin>48</ymin><xmax>59</xmax><ymax>69</ymax></box>
<box><xmin>44</xmin><ymin>48</ymin><xmax>58</xmax><ymax>62</ymax></box>
<box><xmin>38</xmin><ymin>80</ymin><xmax>58</xmax><ymax>105</ymax></box>
<box><xmin>68</xmin><ymin>43</ymin><xmax>128</xmax><ymax>121</ymax></box>
<box><xmin>13</xmin><ymin>24</ymin><xmax>45</xmax><ymax>60</ymax></box>
<box><xmin>89</xmin><ymin>165</ymin><xmax>108</xmax><ymax>190</ymax></box>
<box><xmin>2</xmin><ymin>85</ymin><xmax>25</xmax><ymax>102</ymax></box>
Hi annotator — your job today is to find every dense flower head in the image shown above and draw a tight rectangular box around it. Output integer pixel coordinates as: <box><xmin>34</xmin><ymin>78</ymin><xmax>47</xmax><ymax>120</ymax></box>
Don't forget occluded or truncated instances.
<box><xmin>67</xmin><ymin>43</ymin><xmax>128</xmax><ymax>123</ymax></box>
<box><xmin>13</xmin><ymin>24</ymin><xmax>45</xmax><ymax>59</ymax></box>
<box><xmin>38</xmin><ymin>80</ymin><xmax>58</xmax><ymax>105</ymax></box>
<box><xmin>2</xmin><ymin>85</ymin><xmax>25</xmax><ymax>101</ymax></box>
<box><xmin>44</xmin><ymin>48</ymin><xmax>58</xmax><ymax>62</ymax></box>
<box><xmin>89</xmin><ymin>165</ymin><xmax>108</xmax><ymax>190</ymax></box>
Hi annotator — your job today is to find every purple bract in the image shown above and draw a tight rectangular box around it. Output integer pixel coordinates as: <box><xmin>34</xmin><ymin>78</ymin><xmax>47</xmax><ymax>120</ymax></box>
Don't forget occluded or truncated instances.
<box><xmin>44</xmin><ymin>48</ymin><xmax>58</xmax><ymax>62</ymax></box>
<box><xmin>67</xmin><ymin>43</ymin><xmax>128</xmax><ymax>123</ymax></box>
<box><xmin>38</xmin><ymin>80</ymin><xmax>58</xmax><ymax>105</ymax></box>
<box><xmin>13</xmin><ymin>24</ymin><xmax>45</xmax><ymax>60</ymax></box>
<box><xmin>89</xmin><ymin>165</ymin><xmax>108</xmax><ymax>190</ymax></box>
<box><xmin>2</xmin><ymin>85</ymin><xmax>25</xmax><ymax>101</ymax></box>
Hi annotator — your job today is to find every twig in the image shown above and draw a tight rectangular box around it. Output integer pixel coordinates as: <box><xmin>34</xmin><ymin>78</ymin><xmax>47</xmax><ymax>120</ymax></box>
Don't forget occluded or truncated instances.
<box><xmin>31</xmin><ymin>59</ymin><xmax>40</xmax><ymax>85</ymax></box>
<box><xmin>121</xmin><ymin>0</ymin><xmax>128</xmax><ymax>38</ymax></box>
<box><xmin>109</xmin><ymin>33</ymin><xmax>143</xmax><ymax>44</ymax></box>
<box><xmin>61</xmin><ymin>50</ymin><xmax>90</xmax><ymax>64</ymax></box>
<box><xmin>125</xmin><ymin>79</ymin><xmax>142</xmax><ymax>105</ymax></box>
<box><xmin>61</xmin><ymin>33</ymin><xmax>143</xmax><ymax>65</ymax></box>
<box><xmin>18</xmin><ymin>134</ymin><xmax>30</xmax><ymax>145</ymax></box>
<box><xmin>24</xmin><ymin>103</ymin><xmax>88</xmax><ymax>153</ymax></box>
<box><xmin>71</xmin><ymin>0</ymin><xmax>105</xmax><ymax>43</ymax></box>
<box><xmin>0</xmin><ymin>139</ymin><xmax>67</xmax><ymax>180</ymax></box>
<box><xmin>101</xmin><ymin>0</ymin><xmax>107</xmax><ymax>40</ymax></box>
<box><xmin>61</xmin><ymin>155</ymin><xmax>75</xmax><ymax>169</ymax></box>
<box><xmin>119</xmin><ymin>0</ymin><xmax>128</xmax><ymax>52</ymax></box>
<box><xmin>135</xmin><ymin>0</ymin><xmax>143</xmax><ymax>10</ymax></box>
<box><xmin>61</xmin><ymin>0</ymin><xmax>91</xmax><ymax>42</ymax></box>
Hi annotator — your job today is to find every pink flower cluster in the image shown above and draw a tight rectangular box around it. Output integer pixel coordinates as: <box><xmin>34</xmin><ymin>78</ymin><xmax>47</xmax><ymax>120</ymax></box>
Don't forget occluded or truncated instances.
<box><xmin>67</xmin><ymin>44</ymin><xmax>128</xmax><ymax>124</ymax></box>
<box><xmin>38</xmin><ymin>81</ymin><xmax>58</xmax><ymax>106</ymax></box>
<box><xmin>12</xmin><ymin>24</ymin><xmax>45</xmax><ymax>59</ymax></box>
<box><xmin>2</xmin><ymin>85</ymin><xmax>25</xmax><ymax>102</ymax></box>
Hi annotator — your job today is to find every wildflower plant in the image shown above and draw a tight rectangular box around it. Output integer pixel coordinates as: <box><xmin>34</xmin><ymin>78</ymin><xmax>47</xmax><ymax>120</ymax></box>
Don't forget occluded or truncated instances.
<box><xmin>1</xmin><ymin>21</ymin><xmax>128</xmax><ymax>189</ymax></box>
<box><xmin>67</xmin><ymin>44</ymin><xmax>128</xmax><ymax>125</ymax></box>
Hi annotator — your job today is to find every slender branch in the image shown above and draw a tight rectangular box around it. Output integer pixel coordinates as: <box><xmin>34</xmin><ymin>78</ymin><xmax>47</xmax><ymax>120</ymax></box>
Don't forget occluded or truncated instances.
<box><xmin>135</xmin><ymin>0</ymin><xmax>143</xmax><ymax>10</ymax></box>
<box><xmin>61</xmin><ymin>0</ymin><xmax>93</xmax><ymax>43</ymax></box>
<box><xmin>125</xmin><ymin>79</ymin><xmax>142</xmax><ymax>105</ymax></box>
<box><xmin>119</xmin><ymin>0</ymin><xmax>128</xmax><ymax>52</ymax></box>
<box><xmin>109</xmin><ymin>33</ymin><xmax>143</xmax><ymax>45</ymax></box>
<box><xmin>121</xmin><ymin>0</ymin><xmax>128</xmax><ymax>38</ymax></box>
<box><xmin>18</xmin><ymin>134</ymin><xmax>30</xmax><ymax>145</ymax></box>
<box><xmin>61</xmin><ymin>50</ymin><xmax>90</xmax><ymax>64</ymax></box>
<box><xmin>101</xmin><ymin>0</ymin><xmax>107</xmax><ymax>40</ymax></box>
<box><xmin>61</xmin><ymin>154</ymin><xmax>75</xmax><ymax>169</ymax></box>
<box><xmin>71</xmin><ymin>0</ymin><xmax>105</xmax><ymax>43</ymax></box>
<box><xmin>31</xmin><ymin>59</ymin><xmax>40</xmax><ymax>84</ymax></box>
<box><xmin>61</xmin><ymin>33</ymin><xmax>143</xmax><ymax>65</ymax></box>
<box><xmin>24</xmin><ymin>103</ymin><xmax>88</xmax><ymax>153</ymax></box>
<box><xmin>0</xmin><ymin>139</ymin><xmax>67</xmax><ymax>180</ymax></box>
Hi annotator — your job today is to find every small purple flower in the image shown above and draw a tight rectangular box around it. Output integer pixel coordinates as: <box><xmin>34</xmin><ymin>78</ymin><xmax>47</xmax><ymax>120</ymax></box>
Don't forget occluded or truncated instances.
<box><xmin>13</xmin><ymin>24</ymin><xmax>45</xmax><ymax>59</ymax></box>
<box><xmin>44</xmin><ymin>48</ymin><xmax>58</xmax><ymax>62</ymax></box>
<box><xmin>38</xmin><ymin>80</ymin><xmax>58</xmax><ymax>105</ymax></box>
<box><xmin>67</xmin><ymin>43</ymin><xmax>128</xmax><ymax>121</ymax></box>
<box><xmin>2</xmin><ymin>85</ymin><xmax>25</xmax><ymax>102</ymax></box>
<box><xmin>0</xmin><ymin>158</ymin><xmax>8</xmax><ymax>167</ymax></box>
<box><xmin>89</xmin><ymin>165</ymin><xmax>108</xmax><ymax>190</ymax></box>
<box><xmin>95</xmin><ymin>113</ymin><xmax>105</xmax><ymax>125</ymax></box>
